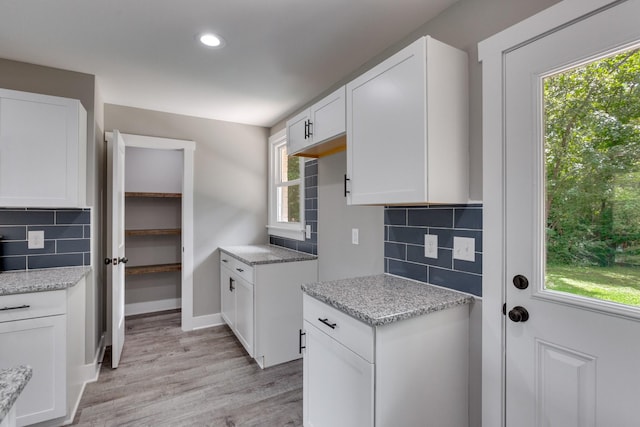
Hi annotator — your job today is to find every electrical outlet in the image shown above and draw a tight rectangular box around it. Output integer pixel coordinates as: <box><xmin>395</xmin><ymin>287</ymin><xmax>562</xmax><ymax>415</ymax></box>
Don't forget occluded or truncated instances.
<box><xmin>453</xmin><ymin>236</ymin><xmax>475</xmax><ymax>262</ymax></box>
<box><xmin>352</xmin><ymin>228</ymin><xmax>359</xmax><ymax>245</ymax></box>
<box><xmin>305</xmin><ymin>224</ymin><xmax>311</xmax><ymax>239</ymax></box>
<box><xmin>424</xmin><ymin>234</ymin><xmax>438</xmax><ymax>259</ymax></box>
<box><xmin>28</xmin><ymin>230</ymin><xmax>45</xmax><ymax>249</ymax></box>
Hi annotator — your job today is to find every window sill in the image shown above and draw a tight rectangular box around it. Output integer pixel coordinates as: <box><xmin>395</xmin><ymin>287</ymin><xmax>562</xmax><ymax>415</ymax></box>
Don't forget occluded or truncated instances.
<box><xmin>267</xmin><ymin>225</ymin><xmax>306</xmax><ymax>242</ymax></box>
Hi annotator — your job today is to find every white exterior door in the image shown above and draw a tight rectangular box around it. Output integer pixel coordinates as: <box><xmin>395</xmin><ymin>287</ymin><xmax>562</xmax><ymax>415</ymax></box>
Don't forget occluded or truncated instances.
<box><xmin>504</xmin><ymin>1</ymin><xmax>640</xmax><ymax>425</ymax></box>
<box><xmin>108</xmin><ymin>129</ymin><xmax>126</xmax><ymax>368</ymax></box>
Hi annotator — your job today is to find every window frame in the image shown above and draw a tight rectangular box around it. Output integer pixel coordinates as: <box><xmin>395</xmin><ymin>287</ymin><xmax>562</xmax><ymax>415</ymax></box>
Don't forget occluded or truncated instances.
<box><xmin>267</xmin><ymin>129</ymin><xmax>306</xmax><ymax>241</ymax></box>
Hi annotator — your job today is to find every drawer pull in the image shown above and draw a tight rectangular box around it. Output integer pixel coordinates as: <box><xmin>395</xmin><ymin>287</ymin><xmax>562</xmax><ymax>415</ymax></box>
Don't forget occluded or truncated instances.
<box><xmin>229</xmin><ymin>277</ymin><xmax>235</xmax><ymax>292</ymax></box>
<box><xmin>236</xmin><ymin>268</ymin><xmax>244</xmax><ymax>272</ymax></box>
<box><xmin>1</xmin><ymin>304</ymin><xmax>30</xmax><ymax>311</ymax></box>
<box><xmin>318</xmin><ymin>318</ymin><xmax>337</xmax><ymax>329</ymax></box>
<box><xmin>222</xmin><ymin>259</ymin><xmax>228</xmax><ymax>263</ymax></box>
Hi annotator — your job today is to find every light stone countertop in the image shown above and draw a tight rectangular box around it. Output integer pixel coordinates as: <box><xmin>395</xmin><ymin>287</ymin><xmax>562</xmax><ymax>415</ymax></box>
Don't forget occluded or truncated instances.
<box><xmin>0</xmin><ymin>365</ymin><xmax>32</xmax><ymax>423</ymax></box>
<box><xmin>220</xmin><ymin>244</ymin><xmax>317</xmax><ymax>266</ymax></box>
<box><xmin>0</xmin><ymin>266</ymin><xmax>91</xmax><ymax>296</ymax></box>
<box><xmin>302</xmin><ymin>274</ymin><xmax>474</xmax><ymax>326</ymax></box>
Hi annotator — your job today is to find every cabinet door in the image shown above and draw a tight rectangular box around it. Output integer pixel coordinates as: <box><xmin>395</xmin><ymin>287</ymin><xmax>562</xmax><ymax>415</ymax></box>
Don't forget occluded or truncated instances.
<box><xmin>303</xmin><ymin>321</ymin><xmax>374</xmax><ymax>427</ymax></box>
<box><xmin>310</xmin><ymin>87</ymin><xmax>345</xmax><ymax>145</ymax></box>
<box><xmin>286</xmin><ymin>109</ymin><xmax>311</xmax><ymax>155</ymax></box>
<box><xmin>234</xmin><ymin>275</ymin><xmax>254</xmax><ymax>357</ymax></box>
<box><xmin>220</xmin><ymin>266</ymin><xmax>236</xmax><ymax>329</ymax></box>
<box><xmin>0</xmin><ymin>89</ymin><xmax>85</xmax><ymax>207</ymax></box>
<box><xmin>346</xmin><ymin>39</ymin><xmax>427</xmax><ymax>205</ymax></box>
<box><xmin>0</xmin><ymin>315</ymin><xmax>66</xmax><ymax>426</ymax></box>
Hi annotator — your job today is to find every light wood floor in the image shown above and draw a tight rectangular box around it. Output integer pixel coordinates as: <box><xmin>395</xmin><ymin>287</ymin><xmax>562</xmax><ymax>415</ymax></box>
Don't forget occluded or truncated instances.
<box><xmin>72</xmin><ymin>310</ymin><xmax>303</xmax><ymax>426</ymax></box>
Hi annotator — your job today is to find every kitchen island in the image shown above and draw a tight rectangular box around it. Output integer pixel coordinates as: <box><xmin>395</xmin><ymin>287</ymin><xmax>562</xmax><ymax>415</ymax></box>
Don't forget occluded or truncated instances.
<box><xmin>0</xmin><ymin>366</ymin><xmax>32</xmax><ymax>427</ymax></box>
<box><xmin>302</xmin><ymin>274</ymin><xmax>474</xmax><ymax>427</ymax></box>
<box><xmin>219</xmin><ymin>245</ymin><xmax>318</xmax><ymax>368</ymax></box>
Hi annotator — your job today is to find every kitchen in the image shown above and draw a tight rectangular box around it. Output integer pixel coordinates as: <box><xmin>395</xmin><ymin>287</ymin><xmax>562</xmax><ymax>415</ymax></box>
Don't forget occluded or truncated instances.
<box><xmin>2</xmin><ymin>0</ymin><xmax>639</xmax><ymax>426</ymax></box>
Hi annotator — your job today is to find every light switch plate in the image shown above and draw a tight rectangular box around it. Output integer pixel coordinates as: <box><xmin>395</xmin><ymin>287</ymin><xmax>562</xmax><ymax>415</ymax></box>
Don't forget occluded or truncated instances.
<box><xmin>424</xmin><ymin>234</ymin><xmax>438</xmax><ymax>259</ymax></box>
<box><xmin>352</xmin><ymin>228</ymin><xmax>359</xmax><ymax>245</ymax></box>
<box><xmin>28</xmin><ymin>230</ymin><xmax>45</xmax><ymax>249</ymax></box>
<box><xmin>453</xmin><ymin>236</ymin><xmax>475</xmax><ymax>262</ymax></box>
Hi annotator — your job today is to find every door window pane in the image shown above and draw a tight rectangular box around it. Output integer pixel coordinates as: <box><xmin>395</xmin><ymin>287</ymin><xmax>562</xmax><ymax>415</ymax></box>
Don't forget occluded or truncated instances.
<box><xmin>544</xmin><ymin>47</ymin><xmax>640</xmax><ymax>307</ymax></box>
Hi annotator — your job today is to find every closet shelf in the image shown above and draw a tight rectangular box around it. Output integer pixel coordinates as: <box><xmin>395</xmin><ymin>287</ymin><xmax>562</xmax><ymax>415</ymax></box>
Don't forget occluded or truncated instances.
<box><xmin>126</xmin><ymin>263</ymin><xmax>182</xmax><ymax>276</ymax></box>
<box><xmin>125</xmin><ymin>192</ymin><xmax>182</xmax><ymax>198</ymax></box>
<box><xmin>125</xmin><ymin>228</ymin><xmax>181</xmax><ymax>237</ymax></box>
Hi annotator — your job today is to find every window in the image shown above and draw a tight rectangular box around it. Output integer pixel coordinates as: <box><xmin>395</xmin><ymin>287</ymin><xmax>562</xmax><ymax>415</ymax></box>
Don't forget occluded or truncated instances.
<box><xmin>268</xmin><ymin>130</ymin><xmax>305</xmax><ymax>240</ymax></box>
<box><xmin>543</xmin><ymin>46</ymin><xmax>640</xmax><ymax>308</ymax></box>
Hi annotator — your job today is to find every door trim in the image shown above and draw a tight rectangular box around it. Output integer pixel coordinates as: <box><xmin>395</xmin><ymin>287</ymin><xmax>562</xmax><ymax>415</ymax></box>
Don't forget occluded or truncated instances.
<box><xmin>478</xmin><ymin>0</ymin><xmax>625</xmax><ymax>425</ymax></box>
<box><xmin>105</xmin><ymin>132</ymin><xmax>196</xmax><ymax>331</ymax></box>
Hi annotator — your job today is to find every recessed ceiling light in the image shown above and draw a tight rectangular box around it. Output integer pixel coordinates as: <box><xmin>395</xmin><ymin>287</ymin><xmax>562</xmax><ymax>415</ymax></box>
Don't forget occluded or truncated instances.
<box><xmin>199</xmin><ymin>33</ymin><xmax>225</xmax><ymax>48</ymax></box>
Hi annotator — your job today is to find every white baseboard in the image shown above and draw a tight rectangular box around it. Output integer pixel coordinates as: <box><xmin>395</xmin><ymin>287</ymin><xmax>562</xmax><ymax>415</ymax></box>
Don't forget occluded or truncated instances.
<box><xmin>186</xmin><ymin>313</ymin><xmax>224</xmax><ymax>331</ymax></box>
<box><xmin>125</xmin><ymin>298</ymin><xmax>181</xmax><ymax>316</ymax></box>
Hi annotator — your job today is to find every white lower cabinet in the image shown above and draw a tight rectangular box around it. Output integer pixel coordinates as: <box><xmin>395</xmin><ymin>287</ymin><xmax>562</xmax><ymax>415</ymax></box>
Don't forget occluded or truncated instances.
<box><xmin>220</xmin><ymin>251</ymin><xmax>318</xmax><ymax>368</ymax></box>
<box><xmin>303</xmin><ymin>294</ymin><xmax>469</xmax><ymax>427</ymax></box>
<box><xmin>303</xmin><ymin>320</ymin><xmax>374</xmax><ymax>427</ymax></box>
<box><xmin>0</xmin><ymin>292</ymin><xmax>67</xmax><ymax>427</ymax></box>
<box><xmin>0</xmin><ymin>277</ymin><xmax>87</xmax><ymax>427</ymax></box>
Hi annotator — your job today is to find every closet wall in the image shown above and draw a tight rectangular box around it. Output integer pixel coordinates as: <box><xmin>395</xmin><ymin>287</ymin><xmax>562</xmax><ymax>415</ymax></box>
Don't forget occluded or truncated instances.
<box><xmin>124</xmin><ymin>147</ymin><xmax>183</xmax><ymax>315</ymax></box>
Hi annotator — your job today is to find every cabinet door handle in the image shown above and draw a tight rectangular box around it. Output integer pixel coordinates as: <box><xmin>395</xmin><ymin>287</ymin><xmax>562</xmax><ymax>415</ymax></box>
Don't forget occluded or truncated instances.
<box><xmin>0</xmin><ymin>304</ymin><xmax>30</xmax><ymax>311</ymax></box>
<box><xmin>229</xmin><ymin>277</ymin><xmax>235</xmax><ymax>291</ymax></box>
<box><xmin>304</xmin><ymin>120</ymin><xmax>309</xmax><ymax>139</ymax></box>
<box><xmin>299</xmin><ymin>329</ymin><xmax>306</xmax><ymax>354</ymax></box>
<box><xmin>222</xmin><ymin>259</ymin><xmax>228</xmax><ymax>263</ymax></box>
<box><xmin>307</xmin><ymin>120</ymin><xmax>313</xmax><ymax>137</ymax></box>
<box><xmin>236</xmin><ymin>268</ymin><xmax>244</xmax><ymax>273</ymax></box>
<box><xmin>318</xmin><ymin>318</ymin><xmax>337</xmax><ymax>329</ymax></box>
<box><xmin>344</xmin><ymin>175</ymin><xmax>350</xmax><ymax>197</ymax></box>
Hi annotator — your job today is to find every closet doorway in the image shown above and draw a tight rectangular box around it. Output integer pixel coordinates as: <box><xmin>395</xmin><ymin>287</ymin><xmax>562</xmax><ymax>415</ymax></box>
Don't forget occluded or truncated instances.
<box><xmin>106</xmin><ymin>131</ymin><xmax>195</xmax><ymax>368</ymax></box>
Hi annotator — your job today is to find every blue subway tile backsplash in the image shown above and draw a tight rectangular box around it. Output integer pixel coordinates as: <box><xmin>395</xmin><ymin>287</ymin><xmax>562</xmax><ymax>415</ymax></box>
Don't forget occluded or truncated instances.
<box><xmin>384</xmin><ymin>204</ymin><xmax>482</xmax><ymax>297</ymax></box>
<box><xmin>0</xmin><ymin>208</ymin><xmax>91</xmax><ymax>272</ymax></box>
<box><xmin>270</xmin><ymin>159</ymin><xmax>318</xmax><ymax>256</ymax></box>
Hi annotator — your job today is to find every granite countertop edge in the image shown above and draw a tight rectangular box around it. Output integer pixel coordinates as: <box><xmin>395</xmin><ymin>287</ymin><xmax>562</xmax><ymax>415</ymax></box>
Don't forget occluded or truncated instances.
<box><xmin>220</xmin><ymin>244</ymin><xmax>317</xmax><ymax>266</ymax></box>
<box><xmin>0</xmin><ymin>365</ymin><xmax>32</xmax><ymax>422</ymax></box>
<box><xmin>0</xmin><ymin>266</ymin><xmax>92</xmax><ymax>296</ymax></box>
<box><xmin>302</xmin><ymin>274</ymin><xmax>474</xmax><ymax>327</ymax></box>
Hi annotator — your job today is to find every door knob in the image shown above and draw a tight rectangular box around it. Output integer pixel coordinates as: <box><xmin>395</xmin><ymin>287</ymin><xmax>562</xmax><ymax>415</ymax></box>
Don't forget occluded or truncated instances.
<box><xmin>118</xmin><ymin>257</ymin><xmax>128</xmax><ymax>264</ymax></box>
<box><xmin>513</xmin><ymin>274</ymin><xmax>529</xmax><ymax>289</ymax></box>
<box><xmin>508</xmin><ymin>306</ymin><xmax>529</xmax><ymax>322</ymax></box>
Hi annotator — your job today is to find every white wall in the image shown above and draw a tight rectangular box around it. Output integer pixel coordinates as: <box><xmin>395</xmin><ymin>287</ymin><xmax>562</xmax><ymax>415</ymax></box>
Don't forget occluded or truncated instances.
<box><xmin>318</xmin><ymin>151</ymin><xmax>384</xmax><ymax>281</ymax></box>
<box><xmin>105</xmin><ymin>104</ymin><xmax>269</xmax><ymax>317</ymax></box>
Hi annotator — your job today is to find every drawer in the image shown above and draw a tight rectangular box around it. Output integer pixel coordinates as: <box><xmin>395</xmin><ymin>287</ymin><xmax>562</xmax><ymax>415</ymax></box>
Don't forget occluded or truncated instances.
<box><xmin>303</xmin><ymin>294</ymin><xmax>374</xmax><ymax>362</ymax></box>
<box><xmin>0</xmin><ymin>290</ymin><xmax>66</xmax><ymax>323</ymax></box>
<box><xmin>220</xmin><ymin>253</ymin><xmax>254</xmax><ymax>284</ymax></box>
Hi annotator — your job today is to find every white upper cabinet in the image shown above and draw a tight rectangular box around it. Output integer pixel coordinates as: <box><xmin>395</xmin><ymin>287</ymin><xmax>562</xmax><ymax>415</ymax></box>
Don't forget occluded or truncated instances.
<box><xmin>287</xmin><ymin>86</ymin><xmax>346</xmax><ymax>157</ymax></box>
<box><xmin>346</xmin><ymin>36</ymin><xmax>468</xmax><ymax>205</ymax></box>
<box><xmin>0</xmin><ymin>88</ymin><xmax>87</xmax><ymax>208</ymax></box>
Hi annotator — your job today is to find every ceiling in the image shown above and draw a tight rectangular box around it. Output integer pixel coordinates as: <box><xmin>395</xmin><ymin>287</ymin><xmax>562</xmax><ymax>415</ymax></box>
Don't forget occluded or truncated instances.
<box><xmin>0</xmin><ymin>0</ymin><xmax>458</xmax><ymax>127</ymax></box>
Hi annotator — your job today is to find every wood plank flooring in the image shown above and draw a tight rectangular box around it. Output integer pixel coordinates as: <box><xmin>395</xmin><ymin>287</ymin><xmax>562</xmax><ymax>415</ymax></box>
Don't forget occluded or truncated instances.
<box><xmin>72</xmin><ymin>310</ymin><xmax>303</xmax><ymax>426</ymax></box>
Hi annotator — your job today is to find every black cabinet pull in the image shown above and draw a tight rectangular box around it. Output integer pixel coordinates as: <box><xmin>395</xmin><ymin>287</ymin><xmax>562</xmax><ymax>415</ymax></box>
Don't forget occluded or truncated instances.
<box><xmin>236</xmin><ymin>268</ymin><xmax>244</xmax><ymax>273</ymax></box>
<box><xmin>318</xmin><ymin>318</ymin><xmax>337</xmax><ymax>329</ymax></box>
<box><xmin>304</xmin><ymin>120</ymin><xmax>309</xmax><ymax>139</ymax></box>
<box><xmin>229</xmin><ymin>277</ymin><xmax>235</xmax><ymax>291</ymax></box>
<box><xmin>299</xmin><ymin>329</ymin><xmax>306</xmax><ymax>354</ymax></box>
<box><xmin>1</xmin><ymin>304</ymin><xmax>30</xmax><ymax>311</ymax></box>
<box><xmin>344</xmin><ymin>175</ymin><xmax>350</xmax><ymax>197</ymax></box>
<box><xmin>307</xmin><ymin>120</ymin><xmax>313</xmax><ymax>137</ymax></box>
<box><xmin>222</xmin><ymin>259</ymin><xmax>228</xmax><ymax>263</ymax></box>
